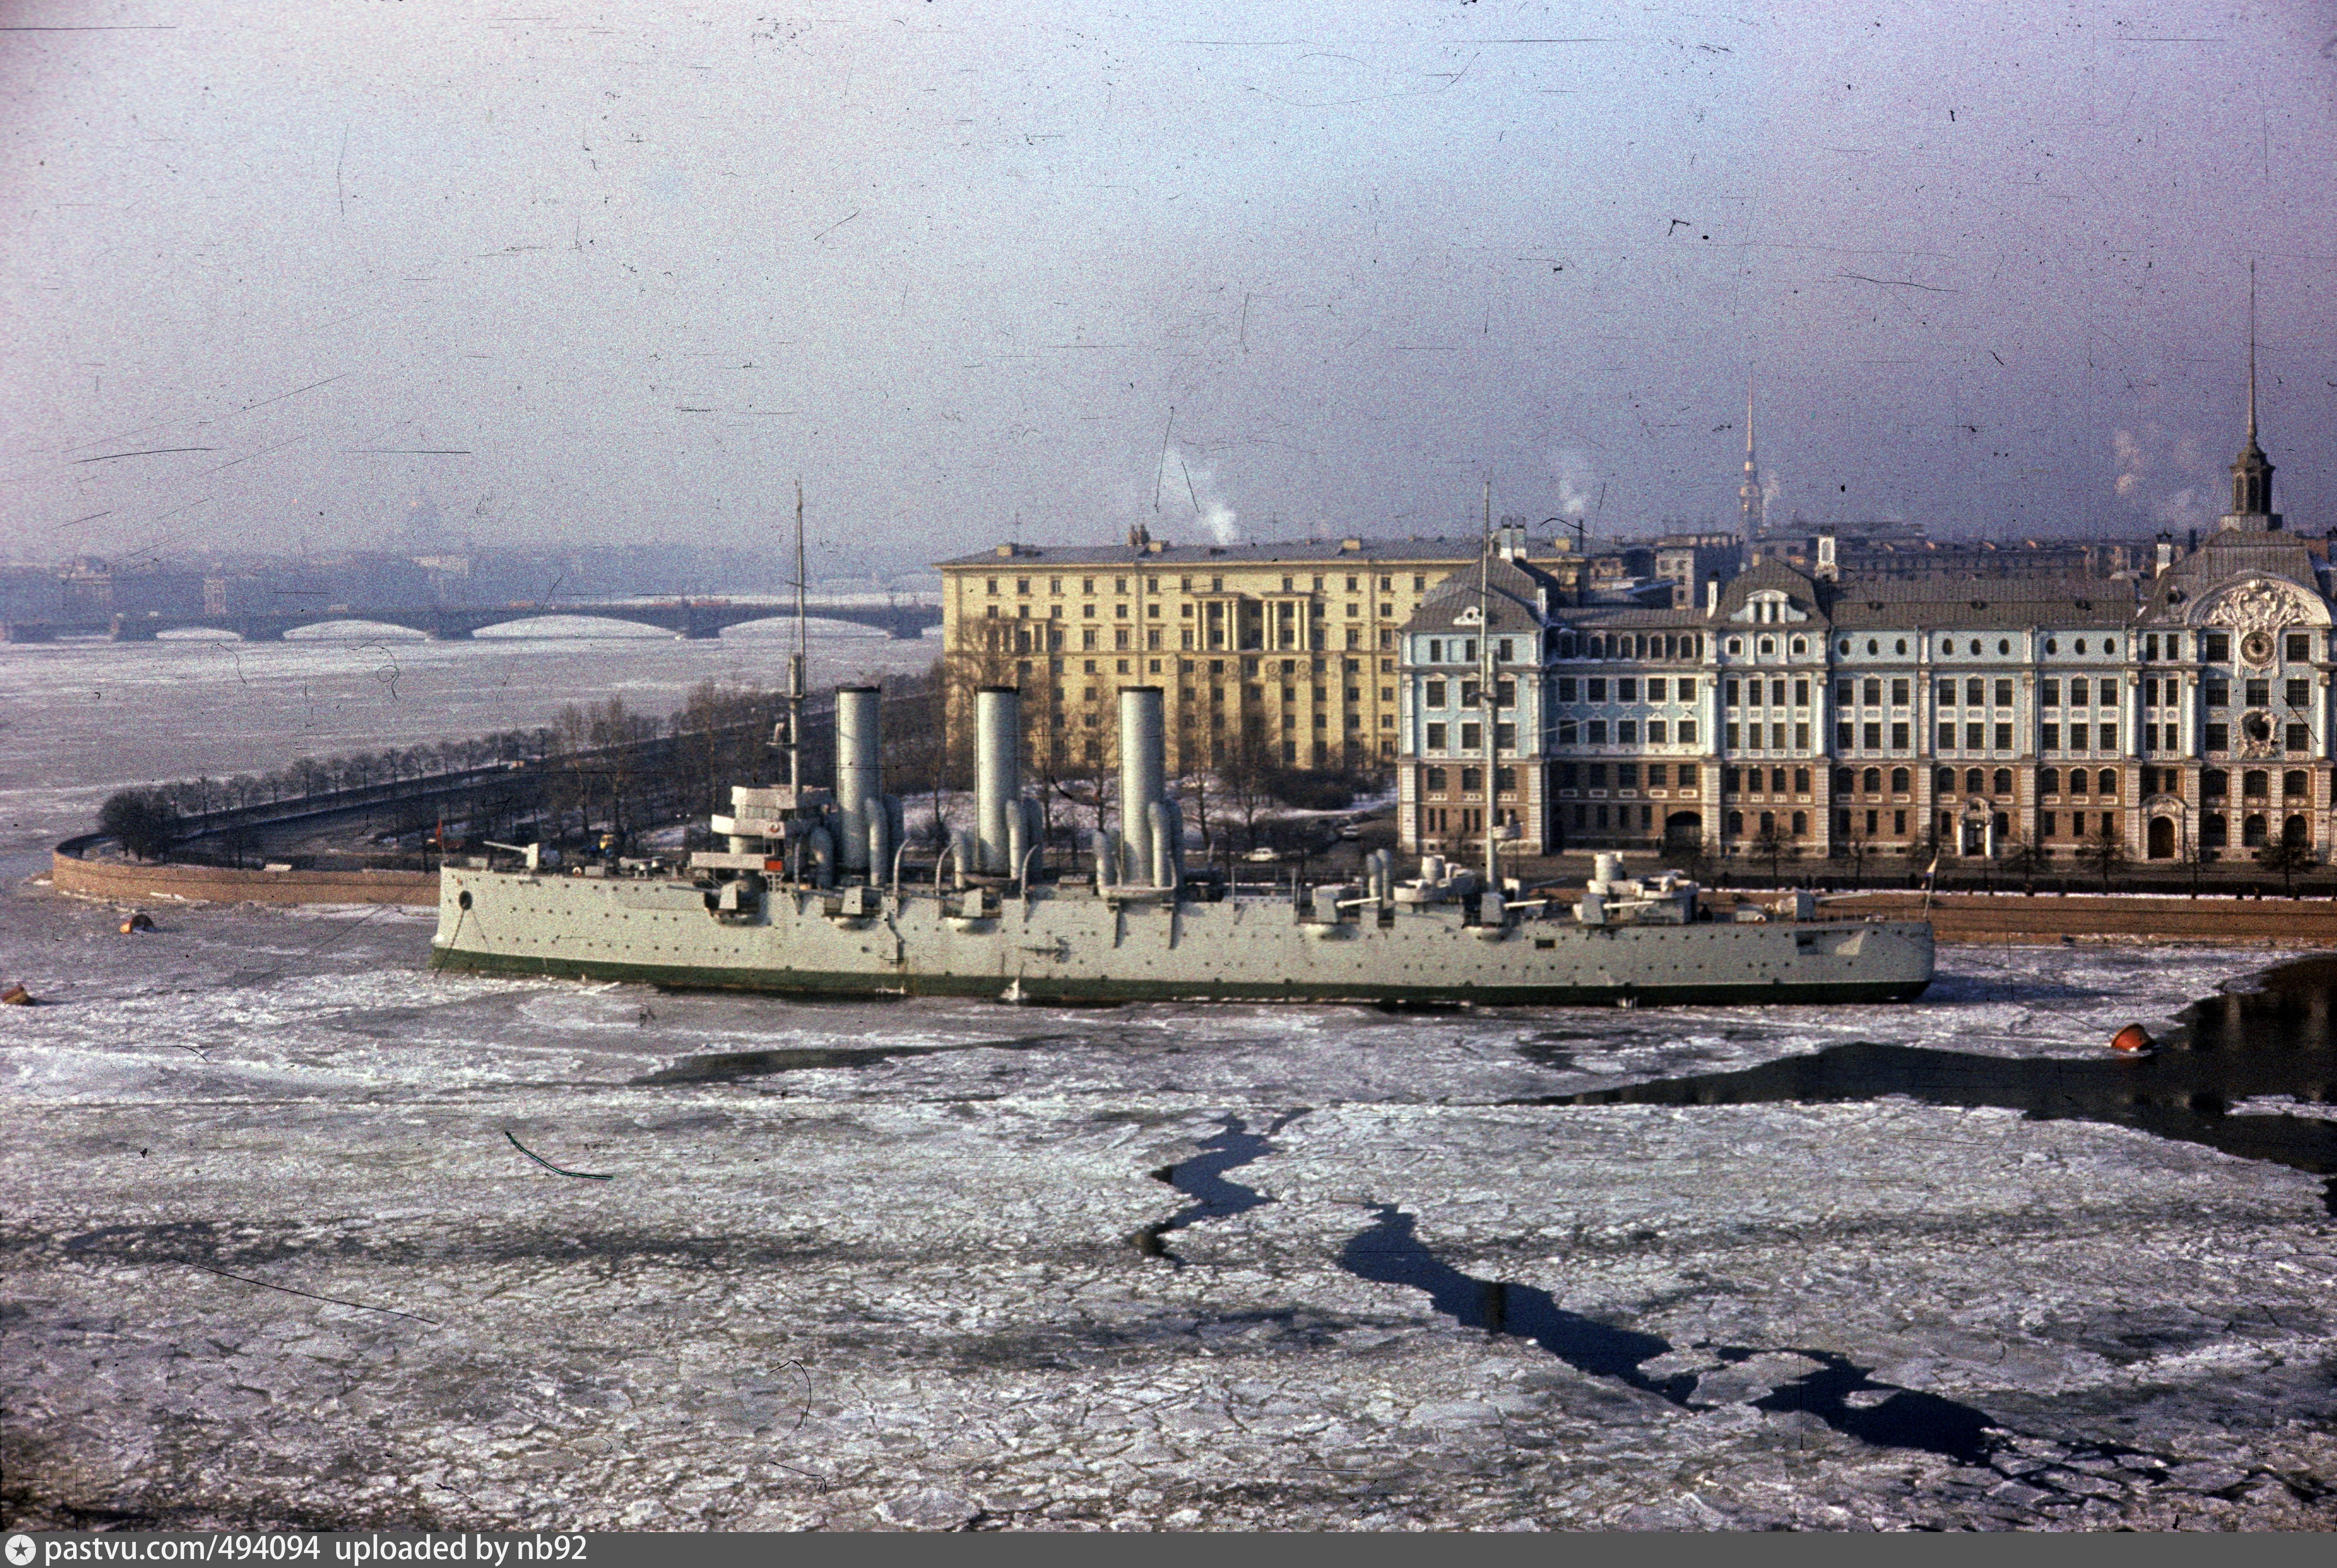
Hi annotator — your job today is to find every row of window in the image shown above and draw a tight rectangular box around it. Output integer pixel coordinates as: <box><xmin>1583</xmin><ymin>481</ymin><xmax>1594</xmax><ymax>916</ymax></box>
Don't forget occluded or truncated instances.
<box><xmin>983</xmin><ymin>571</ymin><xmax>1432</xmax><ymax>597</ymax></box>
<box><xmin>1556</xmin><ymin>719</ymin><xmax>1701</xmax><ymax>746</ymax></box>
<box><xmin>1415</xmin><ymin>761</ymin><xmax>1706</xmax><ymax>793</ymax></box>
<box><xmin>1555</xmin><ymin>675</ymin><xmax>1697</xmax><ymax>704</ymax></box>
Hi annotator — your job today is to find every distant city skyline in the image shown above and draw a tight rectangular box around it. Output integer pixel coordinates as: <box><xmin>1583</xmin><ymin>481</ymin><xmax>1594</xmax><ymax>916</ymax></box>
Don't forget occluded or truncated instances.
<box><xmin>3</xmin><ymin>2</ymin><xmax>2332</xmax><ymax>574</ymax></box>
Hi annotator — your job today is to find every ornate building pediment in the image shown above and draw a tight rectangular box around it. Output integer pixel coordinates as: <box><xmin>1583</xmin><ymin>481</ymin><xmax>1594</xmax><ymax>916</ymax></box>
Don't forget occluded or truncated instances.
<box><xmin>2190</xmin><ymin>576</ymin><xmax>2331</xmax><ymax>636</ymax></box>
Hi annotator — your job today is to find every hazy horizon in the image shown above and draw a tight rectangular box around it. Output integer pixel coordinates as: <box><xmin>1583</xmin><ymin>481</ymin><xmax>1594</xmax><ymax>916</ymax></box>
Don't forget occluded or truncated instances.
<box><xmin>5</xmin><ymin>2</ymin><xmax>2334</xmax><ymax>580</ymax></box>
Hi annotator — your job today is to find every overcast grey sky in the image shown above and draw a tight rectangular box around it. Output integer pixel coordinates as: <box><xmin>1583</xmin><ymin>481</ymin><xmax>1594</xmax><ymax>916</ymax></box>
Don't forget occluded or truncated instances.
<box><xmin>4</xmin><ymin>1</ymin><xmax>2334</xmax><ymax>576</ymax></box>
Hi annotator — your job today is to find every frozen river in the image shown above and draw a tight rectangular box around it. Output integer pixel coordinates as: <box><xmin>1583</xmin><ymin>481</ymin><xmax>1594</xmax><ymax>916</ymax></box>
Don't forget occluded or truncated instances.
<box><xmin>3</xmin><ymin>633</ymin><xmax>2334</xmax><ymax>1530</ymax></box>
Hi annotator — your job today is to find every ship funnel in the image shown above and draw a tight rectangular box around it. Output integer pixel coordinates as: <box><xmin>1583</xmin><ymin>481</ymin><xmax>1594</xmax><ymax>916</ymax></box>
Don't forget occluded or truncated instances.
<box><xmin>975</xmin><ymin>686</ymin><xmax>1022</xmax><ymax>876</ymax></box>
<box><xmin>1117</xmin><ymin>686</ymin><xmax>1168</xmax><ymax>883</ymax></box>
<box><xmin>835</xmin><ymin>686</ymin><xmax>881</xmax><ymax>872</ymax></box>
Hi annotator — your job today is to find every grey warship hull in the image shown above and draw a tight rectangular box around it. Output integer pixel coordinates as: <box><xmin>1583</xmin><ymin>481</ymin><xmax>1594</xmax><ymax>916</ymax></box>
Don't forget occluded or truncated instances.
<box><xmin>429</xmin><ymin>868</ymin><xmax>1935</xmax><ymax>1007</ymax></box>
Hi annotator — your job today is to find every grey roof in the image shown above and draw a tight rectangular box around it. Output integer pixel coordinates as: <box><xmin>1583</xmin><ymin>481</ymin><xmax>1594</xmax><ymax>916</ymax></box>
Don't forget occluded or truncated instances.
<box><xmin>1403</xmin><ymin>554</ymin><xmax>1557</xmax><ymax>633</ymax></box>
<box><xmin>2139</xmin><ymin>526</ymin><xmax>2328</xmax><ymax>619</ymax></box>
<box><xmin>1827</xmin><ymin>577</ymin><xmax>2136</xmax><ymax>630</ymax></box>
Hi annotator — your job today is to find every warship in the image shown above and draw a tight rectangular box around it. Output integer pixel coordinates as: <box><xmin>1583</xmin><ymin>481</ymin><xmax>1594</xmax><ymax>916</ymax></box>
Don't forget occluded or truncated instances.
<box><xmin>430</xmin><ymin>511</ymin><xmax>1932</xmax><ymax>1006</ymax></box>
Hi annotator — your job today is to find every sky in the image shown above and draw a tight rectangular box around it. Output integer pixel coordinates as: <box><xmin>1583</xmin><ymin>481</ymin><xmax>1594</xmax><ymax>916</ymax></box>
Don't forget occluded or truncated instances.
<box><xmin>3</xmin><ymin>0</ymin><xmax>2334</xmax><ymax>579</ymax></box>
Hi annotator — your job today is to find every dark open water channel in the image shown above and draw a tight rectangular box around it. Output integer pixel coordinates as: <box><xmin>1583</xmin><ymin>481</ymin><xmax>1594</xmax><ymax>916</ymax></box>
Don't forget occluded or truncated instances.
<box><xmin>1148</xmin><ymin>952</ymin><xmax>2337</xmax><ymax>1493</ymax></box>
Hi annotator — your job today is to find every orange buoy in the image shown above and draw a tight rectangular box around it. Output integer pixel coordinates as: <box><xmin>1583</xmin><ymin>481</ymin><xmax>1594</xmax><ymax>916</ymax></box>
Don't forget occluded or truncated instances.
<box><xmin>2110</xmin><ymin>1024</ymin><xmax>2152</xmax><ymax>1054</ymax></box>
<box><xmin>1</xmin><ymin>982</ymin><xmax>32</xmax><ymax>1006</ymax></box>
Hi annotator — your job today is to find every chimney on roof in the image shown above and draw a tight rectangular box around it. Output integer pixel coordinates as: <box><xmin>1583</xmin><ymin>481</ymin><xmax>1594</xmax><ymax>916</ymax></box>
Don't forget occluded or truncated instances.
<box><xmin>1339</xmin><ymin>537</ymin><xmax>1363</xmax><ymax>553</ymax></box>
<box><xmin>1815</xmin><ymin>529</ymin><xmax>1838</xmax><ymax>583</ymax></box>
<box><xmin>2156</xmin><ymin>532</ymin><xmax>2176</xmax><ymax>576</ymax></box>
<box><xmin>1704</xmin><ymin>577</ymin><xmax>1722</xmax><ymax>616</ymax></box>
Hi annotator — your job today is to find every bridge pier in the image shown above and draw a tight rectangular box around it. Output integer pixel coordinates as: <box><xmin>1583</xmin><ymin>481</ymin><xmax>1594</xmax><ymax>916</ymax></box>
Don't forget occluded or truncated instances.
<box><xmin>426</xmin><ymin>624</ymin><xmax>476</xmax><ymax>641</ymax></box>
<box><xmin>676</xmin><ymin>625</ymin><xmax>723</xmax><ymax>641</ymax></box>
<box><xmin>241</xmin><ymin>622</ymin><xmax>289</xmax><ymax>641</ymax></box>
<box><xmin>108</xmin><ymin>616</ymin><xmax>160</xmax><ymax>642</ymax></box>
<box><xmin>2</xmin><ymin>621</ymin><xmax>57</xmax><ymax>643</ymax></box>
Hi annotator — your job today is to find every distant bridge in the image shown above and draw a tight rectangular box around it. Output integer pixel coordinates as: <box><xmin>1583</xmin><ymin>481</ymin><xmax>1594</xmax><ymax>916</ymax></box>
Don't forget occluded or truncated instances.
<box><xmin>0</xmin><ymin>598</ymin><xmax>941</xmax><ymax>645</ymax></box>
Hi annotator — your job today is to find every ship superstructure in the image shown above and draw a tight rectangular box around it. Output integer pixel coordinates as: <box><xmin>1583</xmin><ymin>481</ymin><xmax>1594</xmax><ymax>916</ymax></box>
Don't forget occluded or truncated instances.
<box><xmin>431</xmin><ymin>682</ymin><xmax>1933</xmax><ymax>1006</ymax></box>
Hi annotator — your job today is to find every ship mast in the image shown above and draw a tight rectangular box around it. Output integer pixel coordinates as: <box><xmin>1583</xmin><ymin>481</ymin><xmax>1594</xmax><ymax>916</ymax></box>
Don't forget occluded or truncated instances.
<box><xmin>787</xmin><ymin>477</ymin><xmax>807</xmax><ymax>798</ymax></box>
<box><xmin>1480</xmin><ymin>479</ymin><xmax>1499</xmax><ymax>891</ymax></box>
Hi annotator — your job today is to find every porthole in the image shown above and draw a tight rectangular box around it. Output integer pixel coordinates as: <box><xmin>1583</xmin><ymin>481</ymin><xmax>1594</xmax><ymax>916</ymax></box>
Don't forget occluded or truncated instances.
<box><xmin>2102</xmin><ymin>638</ymin><xmax>2116</xmax><ymax>656</ymax></box>
<box><xmin>2075</xmin><ymin>638</ymin><xmax>2087</xmax><ymax>654</ymax></box>
<box><xmin>458</xmin><ymin>890</ymin><xmax>473</xmax><ymax>910</ymax></box>
<box><xmin>1895</xmin><ymin>639</ymin><xmax>1908</xmax><ymax>655</ymax></box>
<box><xmin>1968</xmin><ymin>639</ymin><xmax>1982</xmax><ymax>655</ymax></box>
<box><xmin>1839</xmin><ymin>639</ymin><xmax>1852</xmax><ymax>654</ymax></box>
<box><xmin>2046</xmin><ymin>638</ymin><xmax>2058</xmax><ymax>654</ymax></box>
<box><xmin>1997</xmin><ymin>639</ymin><xmax>2010</xmax><ymax>655</ymax></box>
<box><xmin>1866</xmin><ymin>639</ymin><xmax>1879</xmax><ymax>655</ymax></box>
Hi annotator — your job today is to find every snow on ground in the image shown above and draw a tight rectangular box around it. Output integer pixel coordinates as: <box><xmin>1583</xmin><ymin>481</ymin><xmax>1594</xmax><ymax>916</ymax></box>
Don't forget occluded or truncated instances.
<box><xmin>2</xmin><ymin>882</ymin><xmax>2331</xmax><ymax>1530</ymax></box>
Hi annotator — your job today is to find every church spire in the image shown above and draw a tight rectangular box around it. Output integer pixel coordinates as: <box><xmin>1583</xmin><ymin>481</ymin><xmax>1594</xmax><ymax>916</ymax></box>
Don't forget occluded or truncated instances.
<box><xmin>1738</xmin><ymin>376</ymin><xmax>1765</xmax><ymax>538</ymax></box>
<box><xmin>2229</xmin><ymin>259</ymin><xmax>2275</xmax><ymax>523</ymax></box>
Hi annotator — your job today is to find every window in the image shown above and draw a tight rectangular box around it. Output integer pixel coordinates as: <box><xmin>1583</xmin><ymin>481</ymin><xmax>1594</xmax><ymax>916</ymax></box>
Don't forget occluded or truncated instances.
<box><xmin>1557</xmin><ymin>719</ymin><xmax>1578</xmax><ymax>745</ymax></box>
<box><xmin>2287</xmin><ymin>678</ymin><xmax>2310</xmax><ymax>707</ymax></box>
<box><xmin>1861</xmin><ymin>767</ymin><xmax>1880</xmax><ymax>792</ymax></box>
<box><xmin>1993</xmin><ymin>769</ymin><xmax>2013</xmax><ymax>796</ymax></box>
<box><xmin>2207</xmin><ymin>722</ymin><xmax>2230</xmax><ymax>752</ymax></box>
<box><xmin>1891</xmin><ymin>768</ymin><xmax>1910</xmax><ymax>792</ymax></box>
<box><xmin>1678</xmin><ymin>718</ymin><xmax>1700</xmax><ymax>746</ymax></box>
<box><xmin>1938</xmin><ymin>678</ymin><xmax>1956</xmax><ymax>707</ymax></box>
<box><xmin>1589</xmin><ymin>678</ymin><xmax>1608</xmax><ymax>702</ymax></box>
<box><xmin>2288</xmin><ymin>633</ymin><xmax>2311</xmax><ymax>662</ymax></box>
<box><xmin>1725</xmin><ymin>679</ymin><xmax>1740</xmax><ymax>707</ymax></box>
<box><xmin>2246</xmin><ymin>679</ymin><xmax>2270</xmax><ymax>708</ymax></box>
<box><xmin>2289</xmin><ymin>723</ymin><xmax>2311</xmax><ymax>753</ymax></box>
<box><xmin>1556</xmin><ymin>677</ymin><xmax>1577</xmax><ymax>702</ymax></box>
<box><xmin>1678</xmin><ymin>677</ymin><xmax>1697</xmax><ymax>701</ymax></box>
<box><xmin>1995</xmin><ymin>724</ymin><xmax>2012</xmax><ymax>750</ymax></box>
<box><xmin>2098</xmin><ymin>723</ymin><xmax>2117</xmax><ymax>751</ymax></box>
<box><xmin>1935</xmin><ymin>768</ymin><xmax>1955</xmax><ymax>794</ymax></box>
<box><xmin>1966</xmin><ymin>678</ymin><xmax>1984</xmax><ymax>707</ymax></box>
<box><xmin>1966</xmin><ymin>768</ymin><xmax>1986</xmax><ymax>795</ymax></box>
<box><xmin>1678</xmin><ymin>764</ymin><xmax>1698</xmax><ymax>791</ymax></box>
<box><xmin>2040</xmin><ymin>768</ymin><xmax>2060</xmax><ymax>796</ymax></box>
<box><xmin>1864</xmin><ymin>722</ymin><xmax>1882</xmax><ymax>749</ymax></box>
<box><xmin>1426</xmin><ymin>679</ymin><xmax>1447</xmax><ymax>708</ymax></box>
<box><xmin>1938</xmin><ymin>722</ymin><xmax>1955</xmax><ymax>751</ymax></box>
<box><xmin>1585</xmin><ymin>721</ymin><xmax>1604</xmax><ymax>745</ymax></box>
<box><xmin>2042</xmin><ymin>722</ymin><xmax>2060</xmax><ymax>751</ymax></box>
<box><xmin>1647</xmin><ymin>720</ymin><xmax>1668</xmax><ymax>744</ymax></box>
<box><xmin>1423</xmin><ymin>766</ymin><xmax>1447</xmax><ymax>792</ymax></box>
<box><xmin>1426</xmin><ymin>723</ymin><xmax>1447</xmax><ymax>750</ymax></box>
<box><xmin>1891</xmin><ymin>722</ymin><xmax>1909</xmax><ymax>749</ymax></box>
<box><xmin>1837</xmin><ymin>722</ymin><xmax>1856</xmax><ymax>749</ymax></box>
<box><xmin>1498</xmin><ymin>722</ymin><xmax>1519</xmax><ymax>750</ymax></box>
<box><xmin>1615</xmin><ymin>677</ymin><xmax>1636</xmax><ymax>703</ymax></box>
<box><xmin>2203</xmin><ymin>769</ymin><xmax>2228</xmax><ymax>799</ymax></box>
<box><xmin>2206</xmin><ymin>677</ymin><xmax>2230</xmax><ymax>707</ymax></box>
<box><xmin>1966</xmin><ymin>723</ymin><xmax>1984</xmax><ymax>750</ymax></box>
<box><xmin>2098</xmin><ymin>770</ymin><xmax>2118</xmax><ymax>799</ymax></box>
<box><xmin>1771</xmin><ymin>679</ymin><xmax>1788</xmax><ymax>707</ymax></box>
<box><xmin>1793</xmin><ymin>680</ymin><xmax>1810</xmax><ymax>707</ymax></box>
<box><xmin>1646</xmin><ymin>677</ymin><xmax>1666</xmax><ymax>702</ymax></box>
<box><xmin>2205</xmin><ymin>632</ymin><xmax>2231</xmax><ymax>662</ymax></box>
<box><xmin>2286</xmin><ymin>770</ymin><xmax>2309</xmax><ymax>799</ymax></box>
<box><xmin>1460</xmin><ymin>767</ymin><xmax>1482</xmax><ymax>793</ymax></box>
<box><xmin>1840</xmin><ymin>679</ymin><xmax>1858</xmax><ymax>706</ymax></box>
<box><xmin>1616</xmin><ymin>763</ymin><xmax>1638</xmax><ymax>790</ymax></box>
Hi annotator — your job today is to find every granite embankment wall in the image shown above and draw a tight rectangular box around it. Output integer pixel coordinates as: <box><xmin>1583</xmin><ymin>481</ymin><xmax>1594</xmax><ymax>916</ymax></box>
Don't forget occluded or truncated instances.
<box><xmin>50</xmin><ymin>837</ymin><xmax>437</xmax><ymax>907</ymax></box>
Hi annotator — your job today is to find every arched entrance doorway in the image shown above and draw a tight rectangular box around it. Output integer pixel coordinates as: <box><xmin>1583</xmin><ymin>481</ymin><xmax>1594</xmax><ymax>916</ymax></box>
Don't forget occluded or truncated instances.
<box><xmin>1663</xmin><ymin>811</ymin><xmax>1703</xmax><ymax>849</ymax></box>
<box><xmin>2147</xmin><ymin>816</ymin><xmax>2176</xmax><ymax>860</ymax></box>
<box><xmin>2283</xmin><ymin>814</ymin><xmax>2309</xmax><ymax>849</ymax></box>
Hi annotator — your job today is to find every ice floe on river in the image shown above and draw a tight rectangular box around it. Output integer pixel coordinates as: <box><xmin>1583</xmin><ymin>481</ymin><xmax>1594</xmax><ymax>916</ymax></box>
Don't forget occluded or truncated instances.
<box><xmin>2</xmin><ymin>884</ymin><xmax>2331</xmax><ymax>1529</ymax></box>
